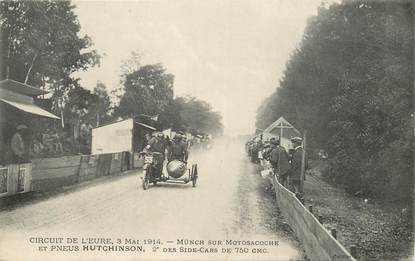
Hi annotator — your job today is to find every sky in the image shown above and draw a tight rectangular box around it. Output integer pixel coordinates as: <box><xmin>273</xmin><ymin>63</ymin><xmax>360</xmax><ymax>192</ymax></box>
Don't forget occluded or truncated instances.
<box><xmin>73</xmin><ymin>0</ymin><xmax>328</xmax><ymax>135</ymax></box>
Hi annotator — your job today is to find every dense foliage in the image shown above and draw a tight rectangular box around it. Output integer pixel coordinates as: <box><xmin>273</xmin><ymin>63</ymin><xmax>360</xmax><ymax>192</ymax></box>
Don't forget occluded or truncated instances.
<box><xmin>256</xmin><ymin>1</ymin><xmax>413</xmax><ymax>201</ymax></box>
<box><xmin>114</xmin><ymin>64</ymin><xmax>174</xmax><ymax>121</ymax></box>
<box><xmin>0</xmin><ymin>1</ymin><xmax>223</xmax><ymax>137</ymax></box>
<box><xmin>174</xmin><ymin>96</ymin><xmax>224</xmax><ymax>136</ymax></box>
<box><xmin>65</xmin><ymin>82</ymin><xmax>112</xmax><ymax>128</ymax></box>
<box><xmin>0</xmin><ymin>1</ymin><xmax>100</xmax><ymax>111</ymax></box>
<box><xmin>114</xmin><ymin>63</ymin><xmax>223</xmax><ymax>135</ymax></box>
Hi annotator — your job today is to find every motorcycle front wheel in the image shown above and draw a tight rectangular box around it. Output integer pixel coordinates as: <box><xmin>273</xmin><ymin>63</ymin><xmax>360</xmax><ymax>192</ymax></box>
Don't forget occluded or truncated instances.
<box><xmin>142</xmin><ymin>169</ymin><xmax>150</xmax><ymax>190</ymax></box>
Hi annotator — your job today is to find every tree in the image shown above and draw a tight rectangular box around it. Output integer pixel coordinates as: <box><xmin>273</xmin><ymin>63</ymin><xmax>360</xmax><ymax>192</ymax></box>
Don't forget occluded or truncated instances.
<box><xmin>113</xmin><ymin>55</ymin><xmax>223</xmax><ymax>135</ymax></box>
<box><xmin>120</xmin><ymin>51</ymin><xmax>142</xmax><ymax>77</ymax></box>
<box><xmin>64</xmin><ymin>82</ymin><xmax>112</xmax><ymax>127</ymax></box>
<box><xmin>92</xmin><ymin>82</ymin><xmax>111</xmax><ymax>127</ymax></box>
<box><xmin>179</xmin><ymin>96</ymin><xmax>223</xmax><ymax>136</ymax></box>
<box><xmin>114</xmin><ymin>64</ymin><xmax>174</xmax><ymax>125</ymax></box>
<box><xmin>0</xmin><ymin>1</ymin><xmax>100</xmax><ymax>111</ymax></box>
<box><xmin>256</xmin><ymin>0</ymin><xmax>413</xmax><ymax>201</ymax></box>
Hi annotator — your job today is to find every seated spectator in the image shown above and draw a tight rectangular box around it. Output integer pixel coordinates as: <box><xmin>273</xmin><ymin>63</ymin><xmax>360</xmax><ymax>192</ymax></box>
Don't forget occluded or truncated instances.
<box><xmin>42</xmin><ymin>129</ymin><xmax>54</xmax><ymax>154</ymax></box>
<box><xmin>61</xmin><ymin>132</ymin><xmax>73</xmax><ymax>154</ymax></box>
<box><xmin>50</xmin><ymin>130</ymin><xmax>63</xmax><ymax>154</ymax></box>
<box><xmin>32</xmin><ymin>135</ymin><xmax>45</xmax><ymax>157</ymax></box>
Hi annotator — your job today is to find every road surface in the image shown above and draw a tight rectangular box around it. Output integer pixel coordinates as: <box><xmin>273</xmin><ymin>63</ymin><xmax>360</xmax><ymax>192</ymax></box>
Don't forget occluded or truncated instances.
<box><xmin>0</xmin><ymin>138</ymin><xmax>303</xmax><ymax>260</ymax></box>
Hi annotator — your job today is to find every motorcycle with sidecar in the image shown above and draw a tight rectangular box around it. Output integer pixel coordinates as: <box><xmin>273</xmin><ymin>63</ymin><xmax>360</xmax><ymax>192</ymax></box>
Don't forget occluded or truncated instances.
<box><xmin>141</xmin><ymin>151</ymin><xmax>198</xmax><ymax>190</ymax></box>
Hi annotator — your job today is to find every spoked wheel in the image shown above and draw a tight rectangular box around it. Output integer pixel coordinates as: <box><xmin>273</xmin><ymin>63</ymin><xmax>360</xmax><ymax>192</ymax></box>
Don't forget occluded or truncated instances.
<box><xmin>191</xmin><ymin>164</ymin><xmax>198</xmax><ymax>187</ymax></box>
<box><xmin>142</xmin><ymin>170</ymin><xmax>150</xmax><ymax>190</ymax></box>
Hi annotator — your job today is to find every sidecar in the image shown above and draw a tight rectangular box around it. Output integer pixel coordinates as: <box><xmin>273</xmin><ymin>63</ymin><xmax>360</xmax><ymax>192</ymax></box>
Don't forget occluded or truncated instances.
<box><xmin>141</xmin><ymin>155</ymin><xmax>198</xmax><ymax>190</ymax></box>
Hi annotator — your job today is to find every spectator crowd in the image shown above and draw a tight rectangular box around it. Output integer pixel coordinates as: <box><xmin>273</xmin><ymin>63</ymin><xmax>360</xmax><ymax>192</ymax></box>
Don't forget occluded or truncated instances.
<box><xmin>31</xmin><ymin>121</ymin><xmax>94</xmax><ymax>159</ymax></box>
<box><xmin>246</xmin><ymin>135</ymin><xmax>308</xmax><ymax>196</ymax></box>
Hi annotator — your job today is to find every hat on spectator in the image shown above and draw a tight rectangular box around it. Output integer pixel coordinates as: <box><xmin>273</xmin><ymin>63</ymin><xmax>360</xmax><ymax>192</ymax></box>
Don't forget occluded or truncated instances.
<box><xmin>270</xmin><ymin>137</ymin><xmax>279</xmax><ymax>145</ymax></box>
<box><xmin>17</xmin><ymin>124</ymin><xmax>27</xmax><ymax>130</ymax></box>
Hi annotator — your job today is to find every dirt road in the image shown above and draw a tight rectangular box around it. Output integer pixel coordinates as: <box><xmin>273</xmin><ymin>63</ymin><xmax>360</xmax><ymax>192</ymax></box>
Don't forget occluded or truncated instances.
<box><xmin>0</xmin><ymin>138</ymin><xmax>303</xmax><ymax>260</ymax></box>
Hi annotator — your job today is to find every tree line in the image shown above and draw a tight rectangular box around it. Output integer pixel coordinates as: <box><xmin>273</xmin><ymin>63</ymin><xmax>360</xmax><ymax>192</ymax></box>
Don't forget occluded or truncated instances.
<box><xmin>0</xmin><ymin>1</ymin><xmax>223</xmax><ymax>137</ymax></box>
<box><xmin>256</xmin><ymin>1</ymin><xmax>413</xmax><ymax>202</ymax></box>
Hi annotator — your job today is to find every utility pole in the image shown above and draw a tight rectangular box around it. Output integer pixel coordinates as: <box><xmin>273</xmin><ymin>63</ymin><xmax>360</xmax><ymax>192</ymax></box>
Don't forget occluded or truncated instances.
<box><xmin>299</xmin><ymin>130</ymin><xmax>307</xmax><ymax>194</ymax></box>
<box><xmin>96</xmin><ymin>94</ymin><xmax>101</xmax><ymax>127</ymax></box>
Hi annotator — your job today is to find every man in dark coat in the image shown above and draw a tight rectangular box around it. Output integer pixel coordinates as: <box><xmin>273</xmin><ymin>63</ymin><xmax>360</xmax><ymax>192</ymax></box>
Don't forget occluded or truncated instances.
<box><xmin>168</xmin><ymin>134</ymin><xmax>188</xmax><ymax>162</ymax></box>
<box><xmin>269</xmin><ymin>138</ymin><xmax>290</xmax><ymax>187</ymax></box>
<box><xmin>147</xmin><ymin>132</ymin><xmax>166</xmax><ymax>178</ymax></box>
<box><xmin>261</xmin><ymin>141</ymin><xmax>271</xmax><ymax>161</ymax></box>
<box><xmin>289</xmin><ymin>137</ymin><xmax>307</xmax><ymax>193</ymax></box>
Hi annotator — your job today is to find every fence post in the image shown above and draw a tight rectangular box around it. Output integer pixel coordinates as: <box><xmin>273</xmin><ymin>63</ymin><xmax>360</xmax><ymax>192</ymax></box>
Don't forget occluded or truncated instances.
<box><xmin>350</xmin><ymin>245</ymin><xmax>358</xmax><ymax>258</ymax></box>
<box><xmin>299</xmin><ymin>130</ymin><xmax>307</xmax><ymax>193</ymax></box>
<box><xmin>331</xmin><ymin>228</ymin><xmax>337</xmax><ymax>239</ymax></box>
<box><xmin>76</xmin><ymin>156</ymin><xmax>82</xmax><ymax>183</ymax></box>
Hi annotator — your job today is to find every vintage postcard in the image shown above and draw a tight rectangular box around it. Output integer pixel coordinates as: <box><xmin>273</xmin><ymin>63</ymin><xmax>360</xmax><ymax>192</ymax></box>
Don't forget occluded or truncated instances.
<box><xmin>0</xmin><ymin>0</ymin><xmax>413</xmax><ymax>260</ymax></box>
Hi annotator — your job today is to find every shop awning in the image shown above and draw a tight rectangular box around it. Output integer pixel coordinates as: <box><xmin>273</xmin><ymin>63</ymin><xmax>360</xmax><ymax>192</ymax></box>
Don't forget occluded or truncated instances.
<box><xmin>0</xmin><ymin>98</ymin><xmax>60</xmax><ymax>120</ymax></box>
<box><xmin>135</xmin><ymin>122</ymin><xmax>157</xmax><ymax>131</ymax></box>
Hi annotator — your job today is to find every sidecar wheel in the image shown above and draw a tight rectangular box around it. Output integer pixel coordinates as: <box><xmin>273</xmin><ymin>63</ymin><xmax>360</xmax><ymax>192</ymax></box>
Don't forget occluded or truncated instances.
<box><xmin>192</xmin><ymin>164</ymin><xmax>198</xmax><ymax>187</ymax></box>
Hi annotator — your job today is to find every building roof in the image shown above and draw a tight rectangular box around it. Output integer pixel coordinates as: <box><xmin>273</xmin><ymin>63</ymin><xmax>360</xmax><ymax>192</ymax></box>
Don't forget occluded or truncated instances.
<box><xmin>0</xmin><ymin>79</ymin><xmax>48</xmax><ymax>96</ymax></box>
<box><xmin>0</xmin><ymin>79</ymin><xmax>59</xmax><ymax>120</ymax></box>
<box><xmin>135</xmin><ymin>122</ymin><xmax>157</xmax><ymax>131</ymax></box>
<box><xmin>0</xmin><ymin>98</ymin><xmax>60</xmax><ymax>119</ymax></box>
<box><xmin>263</xmin><ymin>117</ymin><xmax>301</xmax><ymax>136</ymax></box>
<box><xmin>92</xmin><ymin>117</ymin><xmax>158</xmax><ymax>131</ymax></box>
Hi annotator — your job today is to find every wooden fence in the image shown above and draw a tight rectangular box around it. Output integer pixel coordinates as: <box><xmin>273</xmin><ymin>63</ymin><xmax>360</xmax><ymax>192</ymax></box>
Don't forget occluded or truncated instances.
<box><xmin>31</xmin><ymin>155</ymin><xmax>81</xmax><ymax>191</ymax></box>
<box><xmin>0</xmin><ymin>151</ymin><xmax>139</xmax><ymax>198</ymax></box>
<box><xmin>270</xmin><ymin>176</ymin><xmax>356</xmax><ymax>261</ymax></box>
<box><xmin>0</xmin><ymin>163</ymin><xmax>32</xmax><ymax>197</ymax></box>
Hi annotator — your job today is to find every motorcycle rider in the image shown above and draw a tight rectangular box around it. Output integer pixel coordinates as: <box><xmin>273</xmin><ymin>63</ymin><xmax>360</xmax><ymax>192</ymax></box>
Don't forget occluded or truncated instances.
<box><xmin>147</xmin><ymin>132</ymin><xmax>166</xmax><ymax>179</ymax></box>
<box><xmin>168</xmin><ymin>134</ymin><xmax>188</xmax><ymax>162</ymax></box>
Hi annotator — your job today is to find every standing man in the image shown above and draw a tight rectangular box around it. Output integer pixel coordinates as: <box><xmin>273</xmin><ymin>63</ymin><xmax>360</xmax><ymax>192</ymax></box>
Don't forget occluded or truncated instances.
<box><xmin>289</xmin><ymin>137</ymin><xmax>307</xmax><ymax>194</ymax></box>
<box><xmin>11</xmin><ymin>125</ymin><xmax>28</xmax><ymax>163</ymax></box>
<box><xmin>269</xmin><ymin>137</ymin><xmax>290</xmax><ymax>187</ymax></box>
<box><xmin>250</xmin><ymin>137</ymin><xmax>261</xmax><ymax>163</ymax></box>
<box><xmin>261</xmin><ymin>141</ymin><xmax>271</xmax><ymax>164</ymax></box>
